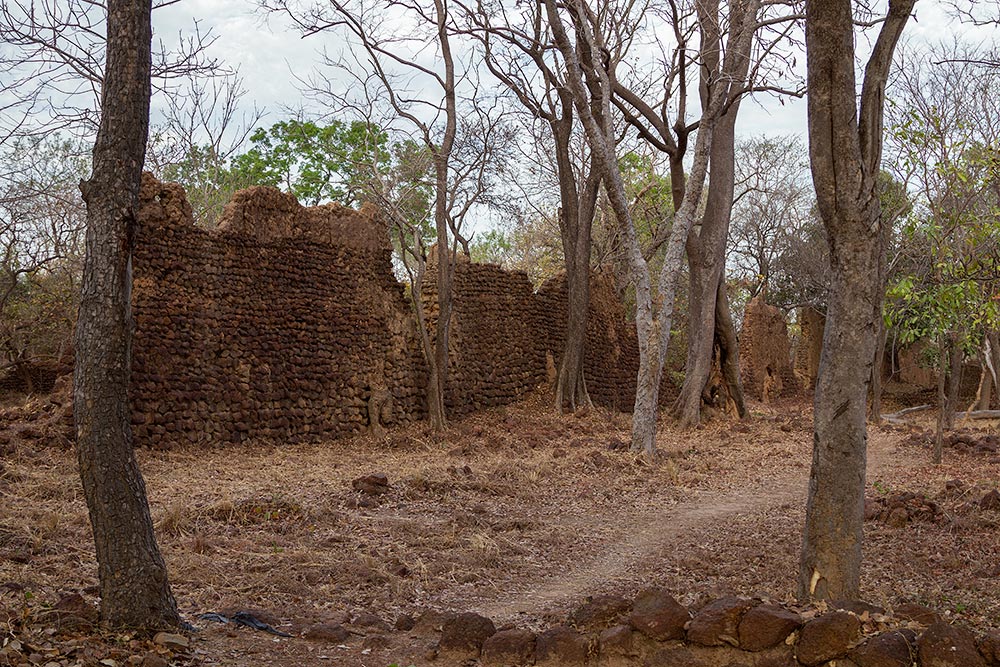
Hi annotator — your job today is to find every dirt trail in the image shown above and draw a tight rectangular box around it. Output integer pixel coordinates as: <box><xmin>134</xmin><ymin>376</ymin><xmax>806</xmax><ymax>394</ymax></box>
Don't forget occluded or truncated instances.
<box><xmin>477</xmin><ymin>429</ymin><xmax>907</xmax><ymax>622</ymax></box>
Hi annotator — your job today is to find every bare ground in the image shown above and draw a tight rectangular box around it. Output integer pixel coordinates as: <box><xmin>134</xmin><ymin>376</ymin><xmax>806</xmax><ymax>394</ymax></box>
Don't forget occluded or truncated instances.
<box><xmin>1</xmin><ymin>391</ymin><xmax>998</xmax><ymax>666</ymax></box>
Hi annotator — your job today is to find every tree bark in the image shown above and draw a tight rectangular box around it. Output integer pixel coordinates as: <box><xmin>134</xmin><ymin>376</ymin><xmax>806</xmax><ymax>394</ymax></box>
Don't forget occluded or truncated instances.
<box><xmin>714</xmin><ymin>272</ymin><xmax>748</xmax><ymax>418</ymax></box>
<box><xmin>74</xmin><ymin>0</ymin><xmax>179</xmax><ymax>630</ymax></box>
<box><xmin>943</xmin><ymin>332</ymin><xmax>963</xmax><ymax>430</ymax></box>
<box><xmin>798</xmin><ymin>0</ymin><xmax>914</xmax><ymax>601</ymax></box>
<box><xmin>934</xmin><ymin>334</ymin><xmax>947</xmax><ymax>464</ymax></box>
<box><xmin>674</xmin><ymin>99</ymin><xmax>747</xmax><ymax>428</ymax></box>
<box><xmin>427</xmin><ymin>0</ymin><xmax>459</xmax><ymax>430</ymax></box>
<box><xmin>553</xmin><ymin>111</ymin><xmax>599</xmax><ymax>413</ymax></box>
<box><xmin>869</xmin><ymin>317</ymin><xmax>887</xmax><ymax>423</ymax></box>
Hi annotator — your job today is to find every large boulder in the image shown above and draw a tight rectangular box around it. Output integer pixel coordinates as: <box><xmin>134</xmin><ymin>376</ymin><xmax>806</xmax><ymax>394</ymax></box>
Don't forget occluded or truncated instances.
<box><xmin>795</xmin><ymin>611</ymin><xmax>861</xmax><ymax>666</ymax></box>
<box><xmin>686</xmin><ymin>596</ymin><xmax>754</xmax><ymax>647</ymax></box>
<box><xmin>437</xmin><ymin>612</ymin><xmax>496</xmax><ymax>659</ymax></box>
<box><xmin>628</xmin><ymin>588</ymin><xmax>689</xmax><ymax>642</ymax></box>
<box><xmin>917</xmin><ymin>622</ymin><xmax>986</xmax><ymax>667</ymax></box>
<box><xmin>737</xmin><ymin>604</ymin><xmax>802</xmax><ymax>651</ymax></box>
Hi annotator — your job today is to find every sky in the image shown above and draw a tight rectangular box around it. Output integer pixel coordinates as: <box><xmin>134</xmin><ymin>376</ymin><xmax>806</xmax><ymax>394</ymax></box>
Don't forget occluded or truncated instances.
<box><xmin>150</xmin><ymin>0</ymin><xmax>996</xmax><ymax>146</ymax></box>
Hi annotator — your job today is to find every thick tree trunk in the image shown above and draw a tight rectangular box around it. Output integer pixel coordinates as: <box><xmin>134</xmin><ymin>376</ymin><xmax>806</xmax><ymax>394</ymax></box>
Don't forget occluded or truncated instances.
<box><xmin>943</xmin><ymin>332</ymin><xmax>963</xmax><ymax>430</ymax></box>
<box><xmin>715</xmin><ymin>274</ymin><xmax>748</xmax><ymax>417</ymax></box>
<box><xmin>75</xmin><ymin>0</ymin><xmax>179</xmax><ymax>629</ymax></box>
<box><xmin>798</xmin><ymin>0</ymin><xmax>913</xmax><ymax>601</ymax></box>
<box><xmin>869</xmin><ymin>317</ymin><xmax>887</xmax><ymax>423</ymax></box>
<box><xmin>675</xmin><ymin>103</ymin><xmax>743</xmax><ymax>428</ymax></box>
<box><xmin>554</xmin><ymin>117</ymin><xmax>598</xmax><ymax>413</ymax></box>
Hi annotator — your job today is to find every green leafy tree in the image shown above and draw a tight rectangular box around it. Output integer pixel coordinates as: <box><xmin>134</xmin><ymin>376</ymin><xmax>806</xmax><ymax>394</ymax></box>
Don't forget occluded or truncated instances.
<box><xmin>230</xmin><ymin>119</ymin><xmax>389</xmax><ymax>207</ymax></box>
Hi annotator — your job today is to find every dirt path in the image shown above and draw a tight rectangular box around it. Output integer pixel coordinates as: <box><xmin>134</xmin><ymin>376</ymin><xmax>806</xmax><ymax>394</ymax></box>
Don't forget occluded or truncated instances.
<box><xmin>477</xmin><ymin>429</ymin><xmax>907</xmax><ymax>623</ymax></box>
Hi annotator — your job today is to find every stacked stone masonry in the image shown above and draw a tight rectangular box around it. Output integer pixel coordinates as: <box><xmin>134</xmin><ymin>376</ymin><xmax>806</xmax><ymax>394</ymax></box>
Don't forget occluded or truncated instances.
<box><xmin>131</xmin><ymin>176</ymin><xmax>675</xmax><ymax>448</ymax></box>
<box><xmin>413</xmin><ymin>591</ymin><xmax>1000</xmax><ymax>666</ymax></box>
<box><xmin>740</xmin><ymin>296</ymin><xmax>801</xmax><ymax>402</ymax></box>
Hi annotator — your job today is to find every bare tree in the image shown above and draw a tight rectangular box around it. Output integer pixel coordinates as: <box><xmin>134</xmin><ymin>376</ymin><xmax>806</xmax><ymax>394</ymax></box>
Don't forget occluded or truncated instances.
<box><xmin>146</xmin><ymin>73</ymin><xmax>265</xmax><ymax>226</ymax></box>
<box><xmin>542</xmin><ymin>0</ymin><xmax>761</xmax><ymax>453</ymax></box>
<box><xmin>74</xmin><ymin>0</ymin><xmax>180</xmax><ymax>628</ymax></box>
<box><xmin>457</xmin><ymin>0</ymin><xmax>612</xmax><ymax>412</ymax></box>
<box><xmin>607</xmin><ymin>0</ymin><xmax>803</xmax><ymax>428</ymax></box>
<box><xmin>267</xmin><ymin>0</ymin><xmax>513</xmax><ymax>429</ymax></box>
<box><xmin>0</xmin><ymin>136</ymin><xmax>88</xmax><ymax>384</ymax></box>
<box><xmin>0</xmin><ymin>0</ymin><xmax>222</xmax><ymax>138</ymax></box>
<box><xmin>798</xmin><ymin>0</ymin><xmax>914</xmax><ymax>601</ymax></box>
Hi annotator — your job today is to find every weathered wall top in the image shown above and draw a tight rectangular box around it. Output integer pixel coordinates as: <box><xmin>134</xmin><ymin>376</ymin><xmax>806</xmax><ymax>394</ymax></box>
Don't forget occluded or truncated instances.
<box><xmin>138</xmin><ymin>173</ymin><xmax>388</xmax><ymax>251</ymax></box>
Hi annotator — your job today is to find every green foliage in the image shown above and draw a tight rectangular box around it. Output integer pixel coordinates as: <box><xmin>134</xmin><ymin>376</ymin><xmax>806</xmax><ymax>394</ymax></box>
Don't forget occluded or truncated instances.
<box><xmin>229</xmin><ymin>119</ymin><xmax>390</xmax><ymax>207</ymax></box>
<box><xmin>885</xmin><ymin>110</ymin><xmax>1000</xmax><ymax>359</ymax></box>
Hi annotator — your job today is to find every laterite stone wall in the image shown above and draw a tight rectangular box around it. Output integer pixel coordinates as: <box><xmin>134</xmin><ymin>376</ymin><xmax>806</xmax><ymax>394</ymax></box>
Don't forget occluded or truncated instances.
<box><xmin>130</xmin><ymin>176</ymin><xmax>680</xmax><ymax>447</ymax></box>
<box><xmin>131</xmin><ymin>176</ymin><xmax>425</xmax><ymax>448</ymax></box>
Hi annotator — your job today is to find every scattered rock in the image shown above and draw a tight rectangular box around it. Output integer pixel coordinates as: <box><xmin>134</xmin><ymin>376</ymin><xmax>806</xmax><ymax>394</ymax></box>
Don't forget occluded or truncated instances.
<box><xmin>795</xmin><ymin>611</ymin><xmax>861</xmax><ymax>666</ymax></box>
<box><xmin>686</xmin><ymin>596</ymin><xmax>754</xmax><ymax>647</ymax></box>
<box><xmin>303</xmin><ymin>622</ymin><xmax>350</xmax><ymax>642</ymax></box>
<box><xmin>569</xmin><ymin>594</ymin><xmax>630</xmax><ymax>631</ymax></box>
<box><xmin>628</xmin><ymin>588</ymin><xmax>689</xmax><ymax>641</ymax></box>
<box><xmin>140</xmin><ymin>653</ymin><xmax>170</xmax><ymax>667</ymax></box>
<box><xmin>438</xmin><ymin>612</ymin><xmax>496</xmax><ymax>658</ymax></box>
<box><xmin>887</xmin><ymin>507</ymin><xmax>909</xmax><ymax>527</ymax></box>
<box><xmin>598</xmin><ymin>624</ymin><xmax>637</xmax><ymax>659</ymax></box>
<box><xmin>394</xmin><ymin>614</ymin><xmax>416</xmax><ymax>632</ymax></box>
<box><xmin>480</xmin><ymin>628</ymin><xmax>536</xmax><ymax>666</ymax></box>
<box><xmin>894</xmin><ymin>602</ymin><xmax>942</xmax><ymax>626</ymax></box>
<box><xmin>982</xmin><ymin>490</ymin><xmax>1000</xmax><ymax>511</ymax></box>
<box><xmin>535</xmin><ymin>625</ymin><xmax>591</xmax><ymax>665</ymax></box>
<box><xmin>738</xmin><ymin>604</ymin><xmax>802</xmax><ymax>651</ymax></box>
<box><xmin>350</xmin><ymin>611</ymin><xmax>389</xmax><ymax>631</ymax></box>
<box><xmin>849</xmin><ymin>629</ymin><xmax>916</xmax><ymax>667</ymax></box>
<box><xmin>917</xmin><ymin>622</ymin><xmax>985</xmax><ymax>667</ymax></box>
<box><xmin>352</xmin><ymin>473</ymin><xmax>391</xmax><ymax>496</ymax></box>
<box><xmin>51</xmin><ymin>592</ymin><xmax>98</xmax><ymax>629</ymax></box>
<box><xmin>978</xmin><ymin>630</ymin><xmax>1000</xmax><ymax>667</ymax></box>
<box><xmin>152</xmin><ymin>632</ymin><xmax>189</xmax><ymax>651</ymax></box>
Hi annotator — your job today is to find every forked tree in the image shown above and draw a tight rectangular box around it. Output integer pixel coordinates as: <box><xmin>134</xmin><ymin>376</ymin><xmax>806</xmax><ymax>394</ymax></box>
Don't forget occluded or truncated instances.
<box><xmin>798</xmin><ymin>0</ymin><xmax>914</xmax><ymax>601</ymax></box>
<box><xmin>74</xmin><ymin>0</ymin><xmax>180</xmax><ymax>628</ymax></box>
<box><xmin>544</xmin><ymin>0</ymin><xmax>761</xmax><ymax>453</ymax></box>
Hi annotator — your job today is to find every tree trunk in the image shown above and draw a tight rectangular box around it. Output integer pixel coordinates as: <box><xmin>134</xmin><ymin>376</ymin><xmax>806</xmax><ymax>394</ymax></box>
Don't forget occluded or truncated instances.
<box><xmin>715</xmin><ymin>273</ymin><xmax>748</xmax><ymax>417</ymax></box>
<box><xmin>869</xmin><ymin>317</ymin><xmax>887</xmax><ymax>423</ymax></box>
<box><xmin>943</xmin><ymin>332</ymin><xmax>963</xmax><ymax>430</ymax></box>
<box><xmin>934</xmin><ymin>335</ymin><xmax>947</xmax><ymax>464</ymax></box>
<box><xmin>428</xmin><ymin>0</ymin><xmax>458</xmax><ymax>430</ymax></box>
<box><xmin>74</xmin><ymin>0</ymin><xmax>179</xmax><ymax>630</ymax></box>
<box><xmin>553</xmin><ymin>114</ymin><xmax>598</xmax><ymax>413</ymax></box>
<box><xmin>675</xmin><ymin>102</ymin><xmax>743</xmax><ymax>428</ymax></box>
<box><xmin>979</xmin><ymin>367</ymin><xmax>993</xmax><ymax>411</ymax></box>
<box><xmin>798</xmin><ymin>0</ymin><xmax>913</xmax><ymax>601</ymax></box>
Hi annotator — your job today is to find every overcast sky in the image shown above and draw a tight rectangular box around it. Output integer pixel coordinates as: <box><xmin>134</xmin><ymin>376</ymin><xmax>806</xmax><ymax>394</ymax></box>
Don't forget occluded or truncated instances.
<box><xmin>151</xmin><ymin>0</ymin><xmax>996</xmax><ymax>145</ymax></box>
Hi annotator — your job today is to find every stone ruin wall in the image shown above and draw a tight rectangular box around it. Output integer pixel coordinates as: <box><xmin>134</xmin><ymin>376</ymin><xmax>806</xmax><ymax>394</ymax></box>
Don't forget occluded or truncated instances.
<box><xmin>739</xmin><ymin>296</ymin><xmax>801</xmax><ymax>402</ymax></box>
<box><xmin>536</xmin><ymin>272</ymin><xmax>680</xmax><ymax>411</ymax></box>
<box><xmin>130</xmin><ymin>176</ymin><xmax>665</xmax><ymax>447</ymax></box>
<box><xmin>422</xmin><ymin>258</ymin><xmax>548</xmax><ymax>418</ymax></box>
<box><xmin>131</xmin><ymin>175</ymin><xmax>425</xmax><ymax>448</ymax></box>
<box><xmin>794</xmin><ymin>306</ymin><xmax>824</xmax><ymax>389</ymax></box>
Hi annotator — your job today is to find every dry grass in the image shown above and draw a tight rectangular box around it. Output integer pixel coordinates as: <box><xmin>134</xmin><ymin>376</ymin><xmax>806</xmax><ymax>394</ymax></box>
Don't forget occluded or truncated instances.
<box><xmin>0</xmin><ymin>389</ymin><xmax>998</xmax><ymax>666</ymax></box>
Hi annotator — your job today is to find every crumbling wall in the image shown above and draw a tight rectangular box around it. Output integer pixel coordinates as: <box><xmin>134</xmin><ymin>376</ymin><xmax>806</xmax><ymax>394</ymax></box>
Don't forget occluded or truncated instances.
<box><xmin>794</xmin><ymin>306</ymin><xmax>824</xmax><ymax>388</ymax></box>
<box><xmin>433</xmin><ymin>260</ymin><xmax>547</xmax><ymax>417</ymax></box>
<box><xmin>131</xmin><ymin>176</ymin><xmax>693</xmax><ymax>447</ymax></box>
<box><xmin>739</xmin><ymin>296</ymin><xmax>800</xmax><ymax>401</ymax></box>
<box><xmin>536</xmin><ymin>272</ymin><xmax>680</xmax><ymax>411</ymax></box>
<box><xmin>131</xmin><ymin>175</ymin><xmax>424</xmax><ymax>448</ymax></box>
